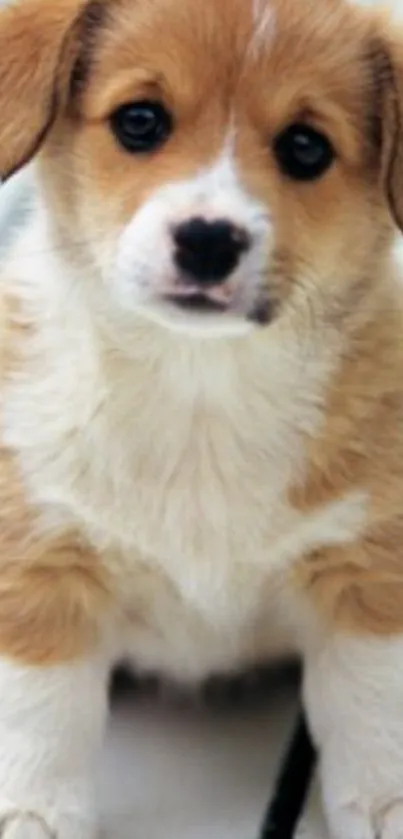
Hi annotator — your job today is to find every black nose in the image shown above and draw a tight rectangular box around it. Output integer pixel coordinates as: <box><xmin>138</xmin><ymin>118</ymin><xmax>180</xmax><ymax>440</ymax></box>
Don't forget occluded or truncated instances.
<box><xmin>173</xmin><ymin>217</ymin><xmax>250</xmax><ymax>285</ymax></box>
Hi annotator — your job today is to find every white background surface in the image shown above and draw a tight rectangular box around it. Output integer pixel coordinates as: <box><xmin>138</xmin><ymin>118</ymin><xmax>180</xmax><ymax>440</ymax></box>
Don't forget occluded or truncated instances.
<box><xmin>96</xmin><ymin>683</ymin><xmax>326</xmax><ymax>839</ymax></box>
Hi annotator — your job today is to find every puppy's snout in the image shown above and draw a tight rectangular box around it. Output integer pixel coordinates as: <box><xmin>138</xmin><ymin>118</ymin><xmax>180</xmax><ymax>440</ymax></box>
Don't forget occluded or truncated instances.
<box><xmin>173</xmin><ymin>217</ymin><xmax>250</xmax><ymax>286</ymax></box>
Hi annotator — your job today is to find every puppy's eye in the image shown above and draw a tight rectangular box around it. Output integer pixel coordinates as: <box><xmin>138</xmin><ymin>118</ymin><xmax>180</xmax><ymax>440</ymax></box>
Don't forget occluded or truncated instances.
<box><xmin>273</xmin><ymin>124</ymin><xmax>334</xmax><ymax>181</ymax></box>
<box><xmin>110</xmin><ymin>101</ymin><xmax>173</xmax><ymax>153</ymax></box>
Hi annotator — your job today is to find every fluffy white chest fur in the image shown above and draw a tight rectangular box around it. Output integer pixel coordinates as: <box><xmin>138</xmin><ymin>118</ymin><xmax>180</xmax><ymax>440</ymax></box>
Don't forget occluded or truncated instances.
<box><xmin>2</xmin><ymin>219</ymin><xmax>367</xmax><ymax>680</ymax></box>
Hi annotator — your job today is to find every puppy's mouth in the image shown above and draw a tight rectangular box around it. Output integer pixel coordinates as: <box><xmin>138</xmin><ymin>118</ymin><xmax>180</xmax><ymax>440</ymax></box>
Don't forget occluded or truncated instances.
<box><xmin>164</xmin><ymin>291</ymin><xmax>228</xmax><ymax>314</ymax></box>
<box><xmin>162</xmin><ymin>288</ymin><xmax>273</xmax><ymax>327</ymax></box>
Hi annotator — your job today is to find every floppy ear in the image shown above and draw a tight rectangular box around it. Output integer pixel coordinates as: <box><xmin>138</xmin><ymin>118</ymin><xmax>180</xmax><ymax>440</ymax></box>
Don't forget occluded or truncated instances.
<box><xmin>0</xmin><ymin>0</ymin><xmax>92</xmax><ymax>181</ymax></box>
<box><xmin>376</xmin><ymin>25</ymin><xmax>403</xmax><ymax>232</ymax></box>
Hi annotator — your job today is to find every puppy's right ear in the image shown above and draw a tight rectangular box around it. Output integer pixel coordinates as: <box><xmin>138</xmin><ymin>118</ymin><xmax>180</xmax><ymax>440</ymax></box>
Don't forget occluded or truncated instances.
<box><xmin>0</xmin><ymin>0</ymin><xmax>94</xmax><ymax>181</ymax></box>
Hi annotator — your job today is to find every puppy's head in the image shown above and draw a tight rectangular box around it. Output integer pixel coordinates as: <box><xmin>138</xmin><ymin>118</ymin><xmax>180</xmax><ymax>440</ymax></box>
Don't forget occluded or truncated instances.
<box><xmin>1</xmin><ymin>0</ymin><xmax>403</xmax><ymax>338</ymax></box>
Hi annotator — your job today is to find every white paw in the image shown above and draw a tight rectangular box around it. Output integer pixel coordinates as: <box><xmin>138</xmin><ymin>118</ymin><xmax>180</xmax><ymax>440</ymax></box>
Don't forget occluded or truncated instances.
<box><xmin>0</xmin><ymin>807</ymin><xmax>95</xmax><ymax>839</ymax></box>
<box><xmin>321</xmin><ymin>755</ymin><xmax>403</xmax><ymax>839</ymax></box>
<box><xmin>324</xmin><ymin>799</ymin><xmax>403</xmax><ymax>839</ymax></box>
<box><xmin>0</xmin><ymin>813</ymin><xmax>53</xmax><ymax>839</ymax></box>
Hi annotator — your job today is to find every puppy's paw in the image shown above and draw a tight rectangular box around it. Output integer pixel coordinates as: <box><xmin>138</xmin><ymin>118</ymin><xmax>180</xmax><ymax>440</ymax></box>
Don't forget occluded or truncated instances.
<box><xmin>324</xmin><ymin>799</ymin><xmax>403</xmax><ymax>839</ymax></box>
<box><xmin>322</xmin><ymin>756</ymin><xmax>403</xmax><ymax>839</ymax></box>
<box><xmin>0</xmin><ymin>807</ymin><xmax>95</xmax><ymax>839</ymax></box>
<box><xmin>304</xmin><ymin>637</ymin><xmax>403</xmax><ymax>839</ymax></box>
<box><xmin>0</xmin><ymin>813</ymin><xmax>52</xmax><ymax>839</ymax></box>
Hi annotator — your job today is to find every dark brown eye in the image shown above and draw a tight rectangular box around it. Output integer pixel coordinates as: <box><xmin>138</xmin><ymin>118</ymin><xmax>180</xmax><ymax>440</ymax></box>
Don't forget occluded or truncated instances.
<box><xmin>110</xmin><ymin>100</ymin><xmax>173</xmax><ymax>153</ymax></box>
<box><xmin>273</xmin><ymin>123</ymin><xmax>335</xmax><ymax>181</ymax></box>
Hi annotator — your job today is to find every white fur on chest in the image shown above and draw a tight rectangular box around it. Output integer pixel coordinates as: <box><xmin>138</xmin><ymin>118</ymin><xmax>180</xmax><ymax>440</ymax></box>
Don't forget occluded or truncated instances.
<box><xmin>2</xmin><ymin>226</ymin><xmax>368</xmax><ymax>675</ymax></box>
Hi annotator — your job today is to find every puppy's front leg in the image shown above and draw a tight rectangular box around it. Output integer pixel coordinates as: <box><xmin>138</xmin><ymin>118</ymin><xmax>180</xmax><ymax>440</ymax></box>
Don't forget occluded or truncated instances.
<box><xmin>0</xmin><ymin>521</ymin><xmax>112</xmax><ymax>838</ymax></box>
<box><xmin>0</xmin><ymin>654</ymin><xmax>108</xmax><ymax>838</ymax></box>
<box><xmin>304</xmin><ymin>634</ymin><xmax>403</xmax><ymax>839</ymax></box>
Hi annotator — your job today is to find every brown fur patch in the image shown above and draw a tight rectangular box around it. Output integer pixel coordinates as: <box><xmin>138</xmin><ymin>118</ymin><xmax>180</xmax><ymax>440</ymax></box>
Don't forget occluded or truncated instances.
<box><xmin>0</xmin><ymin>444</ymin><xmax>112</xmax><ymax>665</ymax></box>
<box><xmin>291</xmin><ymin>284</ymin><xmax>403</xmax><ymax>635</ymax></box>
<box><xmin>0</xmin><ymin>0</ymin><xmax>110</xmax><ymax>179</ymax></box>
<box><xmin>295</xmin><ymin>532</ymin><xmax>403</xmax><ymax>637</ymax></box>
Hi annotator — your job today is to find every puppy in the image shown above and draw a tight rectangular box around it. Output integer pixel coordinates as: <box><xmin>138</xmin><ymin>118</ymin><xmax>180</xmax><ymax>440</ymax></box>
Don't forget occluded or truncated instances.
<box><xmin>1</xmin><ymin>0</ymin><xmax>403</xmax><ymax>836</ymax></box>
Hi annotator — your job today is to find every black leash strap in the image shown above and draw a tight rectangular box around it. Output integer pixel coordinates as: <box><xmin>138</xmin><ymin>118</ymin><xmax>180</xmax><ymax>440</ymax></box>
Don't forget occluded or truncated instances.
<box><xmin>258</xmin><ymin>711</ymin><xmax>317</xmax><ymax>839</ymax></box>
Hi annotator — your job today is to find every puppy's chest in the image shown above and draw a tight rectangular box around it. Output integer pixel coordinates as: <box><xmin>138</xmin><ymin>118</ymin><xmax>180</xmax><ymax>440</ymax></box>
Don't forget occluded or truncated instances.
<box><xmin>55</xmin><ymin>363</ymin><xmax>327</xmax><ymax>626</ymax></box>
<box><xmin>116</xmin><ymin>399</ymin><xmax>301</xmax><ymax>611</ymax></box>
<box><xmin>84</xmin><ymin>386</ymin><xmax>303</xmax><ymax>612</ymax></box>
<box><xmin>8</xmin><ymin>340</ymin><xmax>362</xmax><ymax>630</ymax></box>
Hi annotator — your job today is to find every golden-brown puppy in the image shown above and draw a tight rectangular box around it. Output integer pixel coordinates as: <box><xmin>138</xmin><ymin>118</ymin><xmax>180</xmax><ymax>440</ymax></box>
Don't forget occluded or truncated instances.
<box><xmin>1</xmin><ymin>0</ymin><xmax>403</xmax><ymax>835</ymax></box>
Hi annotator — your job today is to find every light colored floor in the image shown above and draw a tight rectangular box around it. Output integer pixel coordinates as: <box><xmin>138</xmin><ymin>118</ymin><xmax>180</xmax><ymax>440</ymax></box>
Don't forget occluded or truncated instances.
<box><xmin>98</xmin><ymin>684</ymin><xmax>326</xmax><ymax>839</ymax></box>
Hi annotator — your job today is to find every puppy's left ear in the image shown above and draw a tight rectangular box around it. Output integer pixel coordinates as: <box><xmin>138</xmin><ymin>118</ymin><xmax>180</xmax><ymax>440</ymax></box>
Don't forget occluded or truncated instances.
<box><xmin>376</xmin><ymin>23</ymin><xmax>403</xmax><ymax>232</ymax></box>
<box><xmin>0</xmin><ymin>0</ymin><xmax>95</xmax><ymax>181</ymax></box>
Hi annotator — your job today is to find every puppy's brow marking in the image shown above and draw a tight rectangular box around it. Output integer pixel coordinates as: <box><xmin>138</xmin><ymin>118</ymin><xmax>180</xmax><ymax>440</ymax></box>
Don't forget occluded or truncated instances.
<box><xmin>71</xmin><ymin>0</ymin><xmax>108</xmax><ymax>97</ymax></box>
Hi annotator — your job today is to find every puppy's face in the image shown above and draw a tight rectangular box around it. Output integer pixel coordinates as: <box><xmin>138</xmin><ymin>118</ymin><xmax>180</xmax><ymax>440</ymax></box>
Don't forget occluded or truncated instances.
<box><xmin>1</xmin><ymin>0</ymin><xmax>402</xmax><ymax>338</ymax></box>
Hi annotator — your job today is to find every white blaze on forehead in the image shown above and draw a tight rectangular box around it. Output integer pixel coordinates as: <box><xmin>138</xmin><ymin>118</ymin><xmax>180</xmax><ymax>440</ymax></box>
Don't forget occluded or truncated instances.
<box><xmin>251</xmin><ymin>0</ymin><xmax>276</xmax><ymax>55</ymax></box>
